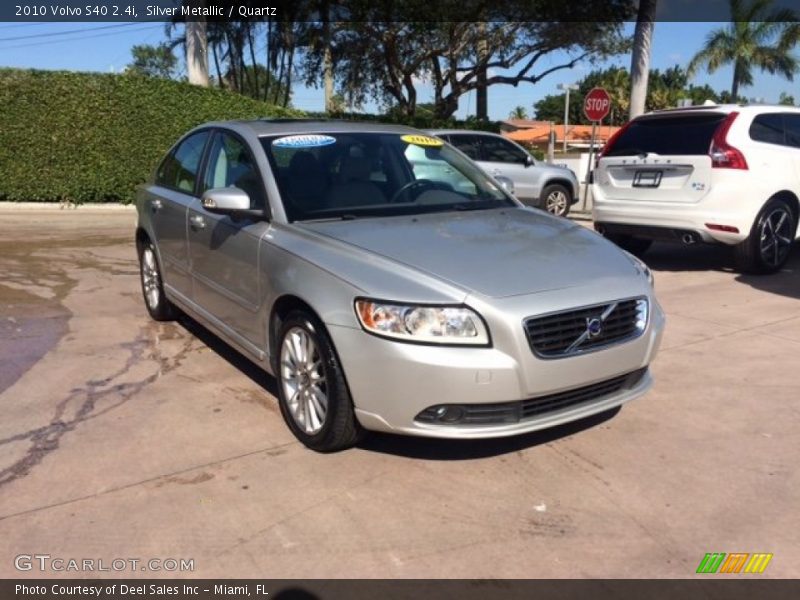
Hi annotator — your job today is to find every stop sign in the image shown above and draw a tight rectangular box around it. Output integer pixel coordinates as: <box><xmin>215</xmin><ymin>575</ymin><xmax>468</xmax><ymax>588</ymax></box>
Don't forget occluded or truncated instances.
<box><xmin>584</xmin><ymin>87</ymin><xmax>611</xmax><ymax>122</ymax></box>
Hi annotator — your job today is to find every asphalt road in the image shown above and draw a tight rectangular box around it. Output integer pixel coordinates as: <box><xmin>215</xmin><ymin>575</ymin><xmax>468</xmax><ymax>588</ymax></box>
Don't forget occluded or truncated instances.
<box><xmin>0</xmin><ymin>207</ymin><xmax>798</xmax><ymax>578</ymax></box>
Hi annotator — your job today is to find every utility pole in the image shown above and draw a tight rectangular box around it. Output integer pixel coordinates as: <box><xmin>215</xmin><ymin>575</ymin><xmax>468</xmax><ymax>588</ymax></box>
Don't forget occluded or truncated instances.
<box><xmin>557</xmin><ymin>83</ymin><xmax>578</xmax><ymax>154</ymax></box>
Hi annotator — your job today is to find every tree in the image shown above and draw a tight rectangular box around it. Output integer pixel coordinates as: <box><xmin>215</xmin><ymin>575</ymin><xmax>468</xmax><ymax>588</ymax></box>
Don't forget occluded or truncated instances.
<box><xmin>647</xmin><ymin>65</ymin><xmax>688</xmax><ymax>110</ymax></box>
<box><xmin>533</xmin><ymin>67</ymin><xmax>630</xmax><ymax>125</ymax></box>
<box><xmin>508</xmin><ymin>106</ymin><xmax>529</xmax><ymax>120</ymax></box>
<box><xmin>183</xmin><ymin>1</ymin><xmax>208</xmax><ymax>86</ymax></box>
<box><xmin>533</xmin><ymin>65</ymin><xmax>717</xmax><ymax>124</ymax></box>
<box><xmin>629</xmin><ymin>0</ymin><xmax>657</xmax><ymax>119</ymax></box>
<box><xmin>687</xmin><ymin>0</ymin><xmax>800</xmax><ymax>98</ymax></box>
<box><xmin>683</xmin><ymin>83</ymin><xmax>720</xmax><ymax>105</ymax></box>
<box><xmin>125</xmin><ymin>43</ymin><xmax>177</xmax><ymax>79</ymax></box>
<box><xmin>305</xmin><ymin>2</ymin><xmax>634</xmax><ymax>119</ymax></box>
<box><xmin>779</xmin><ymin>91</ymin><xmax>796</xmax><ymax>105</ymax></box>
<box><xmin>235</xmin><ymin>64</ymin><xmax>291</xmax><ymax>105</ymax></box>
<box><xmin>167</xmin><ymin>12</ymin><xmax>301</xmax><ymax>107</ymax></box>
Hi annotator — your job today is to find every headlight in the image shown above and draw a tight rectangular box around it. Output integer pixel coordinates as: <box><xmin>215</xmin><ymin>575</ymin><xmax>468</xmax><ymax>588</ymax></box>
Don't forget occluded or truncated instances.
<box><xmin>623</xmin><ymin>251</ymin><xmax>654</xmax><ymax>287</ymax></box>
<box><xmin>355</xmin><ymin>299</ymin><xmax>490</xmax><ymax>345</ymax></box>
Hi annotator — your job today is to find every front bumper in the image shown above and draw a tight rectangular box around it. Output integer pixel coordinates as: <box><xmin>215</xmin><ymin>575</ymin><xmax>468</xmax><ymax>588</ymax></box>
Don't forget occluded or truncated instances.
<box><xmin>327</xmin><ymin>291</ymin><xmax>665</xmax><ymax>439</ymax></box>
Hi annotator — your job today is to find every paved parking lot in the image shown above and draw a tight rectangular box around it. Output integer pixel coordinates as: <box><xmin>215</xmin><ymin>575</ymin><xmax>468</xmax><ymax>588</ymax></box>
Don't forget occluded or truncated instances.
<box><xmin>0</xmin><ymin>207</ymin><xmax>798</xmax><ymax>578</ymax></box>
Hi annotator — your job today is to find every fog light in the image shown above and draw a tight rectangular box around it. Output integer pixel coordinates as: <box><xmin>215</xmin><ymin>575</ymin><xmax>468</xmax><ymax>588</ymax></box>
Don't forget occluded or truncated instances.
<box><xmin>440</xmin><ymin>406</ymin><xmax>464</xmax><ymax>423</ymax></box>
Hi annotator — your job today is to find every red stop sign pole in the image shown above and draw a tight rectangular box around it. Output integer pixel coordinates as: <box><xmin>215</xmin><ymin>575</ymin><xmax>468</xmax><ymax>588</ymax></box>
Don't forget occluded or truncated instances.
<box><xmin>581</xmin><ymin>87</ymin><xmax>612</xmax><ymax>210</ymax></box>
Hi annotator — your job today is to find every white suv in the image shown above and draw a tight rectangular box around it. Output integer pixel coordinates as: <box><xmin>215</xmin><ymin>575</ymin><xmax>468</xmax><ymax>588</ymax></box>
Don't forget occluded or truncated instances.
<box><xmin>592</xmin><ymin>105</ymin><xmax>800</xmax><ymax>273</ymax></box>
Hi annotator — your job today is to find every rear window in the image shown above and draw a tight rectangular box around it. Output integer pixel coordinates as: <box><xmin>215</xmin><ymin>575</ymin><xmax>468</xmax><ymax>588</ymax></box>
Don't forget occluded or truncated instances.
<box><xmin>605</xmin><ymin>114</ymin><xmax>726</xmax><ymax>157</ymax></box>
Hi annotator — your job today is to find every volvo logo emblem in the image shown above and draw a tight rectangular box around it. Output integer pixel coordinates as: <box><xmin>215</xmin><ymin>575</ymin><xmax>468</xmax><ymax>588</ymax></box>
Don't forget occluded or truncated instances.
<box><xmin>586</xmin><ymin>317</ymin><xmax>603</xmax><ymax>338</ymax></box>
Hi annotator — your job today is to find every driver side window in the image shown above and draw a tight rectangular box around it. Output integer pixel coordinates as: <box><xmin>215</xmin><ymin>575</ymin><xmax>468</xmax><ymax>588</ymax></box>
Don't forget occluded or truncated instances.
<box><xmin>202</xmin><ymin>133</ymin><xmax>266</xmax><ymax>210</ymax></box>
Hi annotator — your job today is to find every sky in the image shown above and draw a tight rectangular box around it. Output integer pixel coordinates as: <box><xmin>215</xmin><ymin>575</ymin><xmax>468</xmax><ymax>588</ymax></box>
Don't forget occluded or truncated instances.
<box><xmin>0</xmin><ymin>21</ymin><xmax>797</xmax><ymax>120</ymax></box>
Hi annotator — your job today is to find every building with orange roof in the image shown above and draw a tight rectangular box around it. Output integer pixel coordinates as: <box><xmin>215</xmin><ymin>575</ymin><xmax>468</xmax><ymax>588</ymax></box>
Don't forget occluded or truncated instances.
<box><xmin>504</xmin><ymin>123</ymin><xmax>621</xmax><ymax>152</ymax></box>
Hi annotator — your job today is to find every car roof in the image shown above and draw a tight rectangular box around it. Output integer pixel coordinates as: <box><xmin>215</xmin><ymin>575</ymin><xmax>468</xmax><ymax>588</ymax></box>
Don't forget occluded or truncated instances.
<box><xmin>641</xmin><ymin>103</ymin><xmax>800</xmax><ymax>119</ymax></box>
<box><xmin>201</xmin><ymin>118</ymin><xmax>424</xmax><ymax>137</ymax></box>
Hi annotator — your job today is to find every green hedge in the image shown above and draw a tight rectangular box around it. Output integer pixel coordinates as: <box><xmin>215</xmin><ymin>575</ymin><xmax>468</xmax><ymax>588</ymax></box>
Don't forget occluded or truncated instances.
<box><xmin>305</xmin><ymin>110</ymin><xmax>502</xmax><ymax>133</ymax></box>
<box><xmin>0</xmin><ymin>69</ymin><xmax>301</xmax><ymax>203</ymax></box>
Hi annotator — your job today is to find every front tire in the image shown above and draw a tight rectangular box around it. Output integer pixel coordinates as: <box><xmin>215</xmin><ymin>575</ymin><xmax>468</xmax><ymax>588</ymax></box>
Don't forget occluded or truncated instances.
<box><xmin>734</xmin><ymin>198</ymin><xmax>796</xmax><ymax>274</ymax></box>
<box><xmin>541</xmin><ymin>184</ymin><xmax>572</xmax><ymax>217</ymax></box>
<box><xmin>276</xmin><ymin>311</ymin><xmax>363</xmax><ymax>452</ymax></box>
<box><xmin>138</xmin><ymin>240</ymin><xmax>175</xmax><ymax>321</ymax></box>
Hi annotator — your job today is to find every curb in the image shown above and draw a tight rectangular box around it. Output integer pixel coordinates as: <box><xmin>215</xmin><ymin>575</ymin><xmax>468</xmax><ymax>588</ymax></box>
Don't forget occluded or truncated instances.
<box><xmin>0</xmin><ymin>202</ymin><xmax>135</xmax><ymax>211</ymax></box>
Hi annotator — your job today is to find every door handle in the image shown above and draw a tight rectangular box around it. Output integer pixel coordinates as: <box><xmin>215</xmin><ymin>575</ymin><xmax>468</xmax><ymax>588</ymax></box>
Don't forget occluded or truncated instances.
<box><xmin>151</xmin><ymin>198</ymin><xmax>163</xmax><ymax>211</ymax></box>
<box><xmin>189</xmin><ymin>215</ymin><xmax>206</xmax><ymax>230</ymax></box>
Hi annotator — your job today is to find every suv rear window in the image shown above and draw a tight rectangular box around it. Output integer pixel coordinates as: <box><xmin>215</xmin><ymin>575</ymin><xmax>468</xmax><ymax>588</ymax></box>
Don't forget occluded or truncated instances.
<box><xmin>606</xmin><ymin>114</ymin><xmax>726</xmax><ymax>157</ymax></box>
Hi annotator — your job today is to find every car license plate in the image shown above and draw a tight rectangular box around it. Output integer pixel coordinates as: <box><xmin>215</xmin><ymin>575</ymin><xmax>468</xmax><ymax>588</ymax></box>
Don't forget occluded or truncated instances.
<box><xmin>633</xmin><ymin>169</ymin><xmax>663</xmax><ymax>188</ymax></box>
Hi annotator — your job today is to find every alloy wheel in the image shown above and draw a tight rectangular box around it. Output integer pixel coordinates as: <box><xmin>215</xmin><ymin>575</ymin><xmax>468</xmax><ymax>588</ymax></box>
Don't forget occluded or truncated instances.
<box><xmin>280</xmin><ymin>326</ymin><xmax>328</xmax><ymax>434</ymax></box>
<box><xmin>759</xmin><ymin>207</ymin><xmax>793</xmax><ymax>268</ymax></box>
<box><xmin>546</xmin><ymin>190</ymin><xmax>568</xmax><ymax>216</ymax></box>
<box><xmin>141</xmin><ymin>246</ymin><xmax>161</xmax><ymax>310</ymax></box>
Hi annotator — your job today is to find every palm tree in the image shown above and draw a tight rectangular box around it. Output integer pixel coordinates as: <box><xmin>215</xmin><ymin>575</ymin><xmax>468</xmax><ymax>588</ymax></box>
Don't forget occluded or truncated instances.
<box><xmin>688</xmin><ymin>0</ymin><xmax>800</xmax><ymax>99</ymax></box>
<box><xmin>508</xmin><ymin>106</ymin><xmax>529</xmax><ymax>120</ymax></box>
<box><xmin>629</xmin><ymin>0</ymin><xmax>657</xmax><ymax>119</ymax></box>
<box><xmin>183</xmin><ymin>1</ymin><xmax>209</xmax><ymax>86</ymax></box>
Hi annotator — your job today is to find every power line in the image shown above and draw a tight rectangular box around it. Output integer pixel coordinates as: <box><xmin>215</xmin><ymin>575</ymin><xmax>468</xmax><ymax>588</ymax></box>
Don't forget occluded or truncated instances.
<box><xmin>0</xmin><ymin>24</ymin><xmax>159</xmax><ymax>51</ymax></box>
<box><xmin>0</xmin><ymin>22</ymin><xmax>54</xmax><ymax>30</ymax></box>
<box><xmin>0</xmin><ymin>21</ymin><xmax>156</xmax><ymax>43</ymax></box>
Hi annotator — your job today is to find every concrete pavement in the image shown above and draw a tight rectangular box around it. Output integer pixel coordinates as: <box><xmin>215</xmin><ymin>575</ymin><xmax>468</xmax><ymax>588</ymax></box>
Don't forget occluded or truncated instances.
<box><xmin>0</xmin><ymin>207</ymin><xmax>798</xmax><ymax>578</ymax></box>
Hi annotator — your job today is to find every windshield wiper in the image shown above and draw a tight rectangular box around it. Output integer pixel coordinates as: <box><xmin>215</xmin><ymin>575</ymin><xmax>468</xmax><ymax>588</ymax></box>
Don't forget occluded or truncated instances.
<box><xmin>452</xmin><ymin>199</ymin><xmax>506</xmax><ymax>211</ymax></box>
<box><xmin>301</xmin><ymin>213</ymin><xmax>361</xmax><ymax>223</ymax></box>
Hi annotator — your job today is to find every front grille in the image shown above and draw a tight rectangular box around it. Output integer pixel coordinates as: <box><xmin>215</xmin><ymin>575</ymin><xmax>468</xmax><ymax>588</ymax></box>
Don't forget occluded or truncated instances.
<box><xmin>415</xmin><ymin>369</ymin><xmax>646</xmax><ymax>426</ymax></box>
<box><xmin>524</xmin><ymin>298</ymin><xmax>647</xmax><ymax>358</ymax></box>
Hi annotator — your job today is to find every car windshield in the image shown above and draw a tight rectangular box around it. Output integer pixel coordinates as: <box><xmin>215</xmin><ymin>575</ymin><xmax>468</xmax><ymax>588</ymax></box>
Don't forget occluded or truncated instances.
<box><xmin>260</xmin><ymin>132</ymin><xmax>515</xmax><ymax>221</ymax></box>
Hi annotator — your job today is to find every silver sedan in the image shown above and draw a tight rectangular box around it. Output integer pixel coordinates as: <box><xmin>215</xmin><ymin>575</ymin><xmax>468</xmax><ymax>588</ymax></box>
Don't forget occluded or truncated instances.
<box><xmin>136</xmin><ymin>120</ymin><xmax>665</xmax><ymax>452</ymax></box>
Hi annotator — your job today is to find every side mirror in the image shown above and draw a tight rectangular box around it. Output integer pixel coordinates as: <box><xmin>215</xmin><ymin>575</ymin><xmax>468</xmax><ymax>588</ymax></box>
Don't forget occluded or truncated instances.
<box><xmin>525</xmin><ymin>154</ymin><xmax>535</xmax><ymax>167</ymax></box>
<box><xmin>201</xmin><ymin>187</ymin><xmax>251</xmax><ymax>214</ymax></box>
<box><xmin>495</xmin><ymin>175</ymin><xmax>515</xmax><ymax>196</ymax></box>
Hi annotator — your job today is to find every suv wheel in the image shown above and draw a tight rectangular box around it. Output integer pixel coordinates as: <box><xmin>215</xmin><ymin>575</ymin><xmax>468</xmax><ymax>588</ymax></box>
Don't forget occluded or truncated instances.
<box><xmin>276</xmin><ymin>311</ymin><xmax>363</xmax><ymax>452</ymax></box>
<box><xmin>734</xmin><ymin>198</ymin><xmax>796</xmax><ymax>274</ymax></box>
<box><xmin>541</xmin><ymin>184</ymin><xmax>572</xmax><ymax>217</ymax></box>
<box><xmin>138</xmin><ymin>240</ymin><xmax>175</xmax><ymax>321</ymax></box>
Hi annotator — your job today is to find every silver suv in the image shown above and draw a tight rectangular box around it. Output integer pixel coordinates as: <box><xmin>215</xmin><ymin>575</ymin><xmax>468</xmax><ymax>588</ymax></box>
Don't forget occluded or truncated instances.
<box><xmin>427</xmin><ymin>130</ymin><xmax>580</xmax><ymax>216</ymax></box>
<box><xmin>136</xmin><ymin>120</ymin><xmax>664</xmax><ymax>451</ymax></box>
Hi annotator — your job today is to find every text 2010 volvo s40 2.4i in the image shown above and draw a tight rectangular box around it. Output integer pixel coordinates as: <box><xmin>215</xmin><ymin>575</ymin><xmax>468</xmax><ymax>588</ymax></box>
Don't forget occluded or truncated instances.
<box><xmin>136</xmin><ymin>120</ymin><xmax>665</xmax><ymax>451</ymax></box>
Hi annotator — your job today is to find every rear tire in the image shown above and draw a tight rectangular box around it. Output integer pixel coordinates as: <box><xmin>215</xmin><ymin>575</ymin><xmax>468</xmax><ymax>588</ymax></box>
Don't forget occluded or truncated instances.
<box><xmin>603</xmin><ymin>233</ymin><xmax>653</xmax><ymax>258</ymax></box>
<box><xmin>138</xmin><ymin>240</ymin><xmax>176</xmax><ymax>321</ymax></box>
<box><xmin>275</xmin><ymin>310</ymin><xmax>363</xmax><ymax>452</ymax></box>
<box><xmin>541</xmin><ymin>184</ymin><xmax>572</xmax><ymax>217</ymax></box>
<box><xmin>734</xmin><ymin>198</ymin><xmax>796</xmax><ymax>274</ymax></box>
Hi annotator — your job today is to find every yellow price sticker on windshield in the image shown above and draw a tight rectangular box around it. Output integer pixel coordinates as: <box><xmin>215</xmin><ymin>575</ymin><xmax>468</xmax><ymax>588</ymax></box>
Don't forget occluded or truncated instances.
<box><xmin>401</xmin><ymin>134</ymin><xmax>443</xmax><ymax>147</ymax></box>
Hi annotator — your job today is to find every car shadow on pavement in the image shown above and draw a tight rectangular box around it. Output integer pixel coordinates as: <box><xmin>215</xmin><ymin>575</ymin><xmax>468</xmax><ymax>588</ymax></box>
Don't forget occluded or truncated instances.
<box><xmin>358</xmin><ymin>407</ymin><xmax>621</xmax><ymax>460</ymax></box>
<box><xmin>173</xmin><ymin>312</ymin><xmax>623</xmax><ymax>460</ymax></box>
<box><xmin>735</xmin><ymin>248</ymin><xmax>800</xmax><ymax>301</ymax></box>
<box><xmin>641</xmin><ymin>241</ymin><xmax>738</xmax><ymax>272</ymax></box>
<box><xmin>642</xmin><ymin>242</ymin><xmax>800</xmax><ymax>300</ymax></box>
<box><xmin>175</xmin><ymin>312</ymin><xmax>280</xmax><ymax>398</ymax></box>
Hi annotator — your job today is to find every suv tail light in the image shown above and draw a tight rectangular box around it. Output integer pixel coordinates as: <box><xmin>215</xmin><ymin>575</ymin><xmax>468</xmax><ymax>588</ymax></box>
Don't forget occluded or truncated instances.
<box><xmin>595</xmin><ymin>120</ymin><xmax>632</xmax><ymax>167</ymax></box>
<box><xmin>709</xmin><ymin>112</ymin><xmax>748</xmax><ymax>169</ymax></box>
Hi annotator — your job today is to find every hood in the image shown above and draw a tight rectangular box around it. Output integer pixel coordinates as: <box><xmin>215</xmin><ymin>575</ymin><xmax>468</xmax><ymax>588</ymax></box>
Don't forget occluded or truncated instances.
<box><xmin>298</xmin><ymin>208</ymin><xmax>639</xmax><ymax>298</ymax></box>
